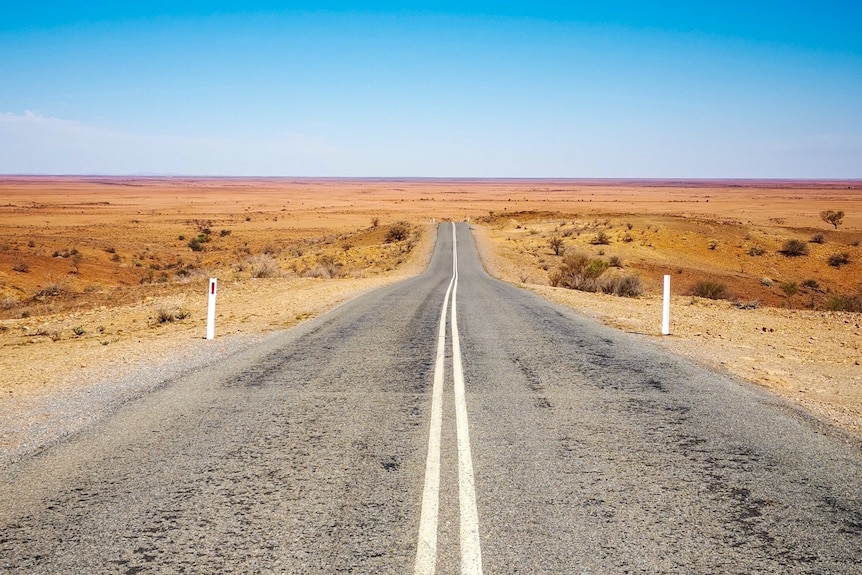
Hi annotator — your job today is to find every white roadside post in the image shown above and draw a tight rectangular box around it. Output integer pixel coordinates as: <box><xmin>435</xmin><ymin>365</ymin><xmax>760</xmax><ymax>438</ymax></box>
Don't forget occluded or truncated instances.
<box><xmin>661</xmin><ymin>274</ymin><xmax>671</xmax><ymax>335</ymax></box>
<box><xmin>206</xmin><ymin>278</ymin><xmax>217</xmax><ymax>340</ymax></box>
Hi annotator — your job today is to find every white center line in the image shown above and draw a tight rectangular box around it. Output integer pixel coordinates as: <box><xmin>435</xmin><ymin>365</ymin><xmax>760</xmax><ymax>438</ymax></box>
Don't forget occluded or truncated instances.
<box><xmin>451</xmin><ymin>224</ymin><xmax>483</xmax><ymax>575</ymax></box>
<box><xmin>414</xmin><ymin>223</ymin><xmax>483</xmax><ymax>575</ymax></box>
<box><xmin>414</xmin><ymin>228</ymin><xmax>456</xmax><ymax>575</ymax></box>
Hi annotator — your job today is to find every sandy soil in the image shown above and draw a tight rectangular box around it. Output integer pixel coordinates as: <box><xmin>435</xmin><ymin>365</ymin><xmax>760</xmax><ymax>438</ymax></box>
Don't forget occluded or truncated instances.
<box><xmin>1</xmin><ymin>177</ymin><xmax>861</xmax><ymax>441</ymax></box>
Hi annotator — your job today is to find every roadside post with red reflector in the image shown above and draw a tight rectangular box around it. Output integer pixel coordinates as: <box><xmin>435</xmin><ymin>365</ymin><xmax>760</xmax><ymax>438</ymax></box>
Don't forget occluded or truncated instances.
<box><xmin>661</xmin><ymin>275</ymin><xmax>671</xmax><ymax>336</ymax></box>
<box><xmin>206</xmin><ymin>278</ymin><xmax>217</xmax><ymax>340</ymax></box>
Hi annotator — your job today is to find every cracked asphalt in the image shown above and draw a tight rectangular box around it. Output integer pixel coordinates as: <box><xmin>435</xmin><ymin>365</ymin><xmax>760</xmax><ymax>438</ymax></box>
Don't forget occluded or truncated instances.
<box><xmin>1</xmin><ymin>223</ymin><xmax>860</xmax><ymax>574</ymax></box>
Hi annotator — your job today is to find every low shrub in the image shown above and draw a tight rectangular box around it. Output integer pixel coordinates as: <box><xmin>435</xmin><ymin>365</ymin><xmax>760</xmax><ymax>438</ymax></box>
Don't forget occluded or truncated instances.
<box><xmin>549</xmin><ymin>252</ymin><xmax>639</xmax><ymax>296</ymax></box>
<box><xmin>747</xmin><ymin>246</ymin><xmax>765</xmax><ymax>256</ymax></box>
<box><xmin>801</xmin><ymin>279</ymin><xmax>820</xmax><ymax>290</ymax></box>
<box><xmin>12</xmin><ymin>261</ymin><xmax>29</xmax><ymax>273</ymax></box>
<box><xmin>318</xmin><ymin>254</ymin><xmax>343</xmax><ymax>278</ymax></box>
<box><xmin>825</xmin><ymin>294</ymin><xmax>862</xmax><ymax>313</ymax></box>
<box><xmin>590</xmin><ymin>231</ymin><xmax>611</xmax><ymax>245</ymax></box>
<box><xmin>600</xmin><ymin>274</ymin><xmax>643</xmax><ymax>297</ymax></box>
<box><xmin>247</xmin><ymin>254</ymin><xmax>281</xmax><ymax>278</ymax></box>
<box><xmin>385</xmin><ymin>222</ymin><xmax>410</xmax><ymax>243</ymax></box>
<box><xmin>154</xmin><ymin>298</ymin><xmax>190</xmax><ymax>323</ymax></box>
<box><xmin>779</xmin><ymin>239</ymin><xmax>809</xmax><ymax>257</ymax></box>
<box><xmin>779</xmin><ymin>281</ymin><xmax>798</xmax><ymax>297</ymax></box>
<box><xmin>828</xmin><ymin>252</ymin><xmax>850</xmax><ymax>268</ymax></box>
<box><xmin>548</xmin><ymin>236</ymin><xmax>565</xmax><ymax>256</ymax></box>
<box><xmin>689</xmin><ymin>280</ymin><xmax>729</xmax><ymax>300</ymax></box>
<box><xmin>1</xmin><ymin>297</ymin><xmax>20</xmax><ymax>310</ymax></box>
<box><xmin>34</xmin><ymin>284</ymin><xmax>64</xmax><ymax>298</ymax></box>
<box><xmin>810</xmin><ymin>233</ymin><xmax>825</xmax><ymax>244</ymax></box>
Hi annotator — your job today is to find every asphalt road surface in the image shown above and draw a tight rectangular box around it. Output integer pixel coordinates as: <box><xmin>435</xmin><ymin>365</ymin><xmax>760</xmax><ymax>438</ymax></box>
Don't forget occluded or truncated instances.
<box><xmin>1</xmin><ymin>223</ymin><xmax>861</xmax><ymax>574</ymax></box>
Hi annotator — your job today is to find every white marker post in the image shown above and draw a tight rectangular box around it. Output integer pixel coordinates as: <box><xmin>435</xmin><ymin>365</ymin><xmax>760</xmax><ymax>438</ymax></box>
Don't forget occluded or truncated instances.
<box><xmin>206</xmin><ymin>278</ymin><xmax>217</xmax><ymax>340</ymax></box>
<box><xmin>661</xmin><ymin>274</ymin><xmax>671</xmax><ymax>335</ymax></box>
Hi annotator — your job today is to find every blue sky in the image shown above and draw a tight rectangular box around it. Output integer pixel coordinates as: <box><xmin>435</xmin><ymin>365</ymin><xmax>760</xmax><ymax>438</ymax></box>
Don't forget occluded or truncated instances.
<box><xmin>1</xmin><ymin>2</ymin><xmax>860</xmax><ymax>177</ymax></box>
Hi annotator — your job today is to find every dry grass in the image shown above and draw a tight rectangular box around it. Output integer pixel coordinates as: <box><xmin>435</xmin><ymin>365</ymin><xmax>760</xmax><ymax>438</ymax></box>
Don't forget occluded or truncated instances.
<box><xmin>153</xmin><ymin>297</ymin><xmax>190</xmax><ymax>324</ymax></box>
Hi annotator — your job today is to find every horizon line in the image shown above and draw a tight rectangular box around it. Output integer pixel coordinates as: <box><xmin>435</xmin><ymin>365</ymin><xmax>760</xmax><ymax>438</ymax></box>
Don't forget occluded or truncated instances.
<box><xmin>2</xmin><ymin>174</ymin><xmax>861</xmax><ymax>184</ymax></box>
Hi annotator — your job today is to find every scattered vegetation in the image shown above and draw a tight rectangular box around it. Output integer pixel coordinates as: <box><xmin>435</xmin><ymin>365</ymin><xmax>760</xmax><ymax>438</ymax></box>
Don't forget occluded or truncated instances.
<box><xmin>801</xmin><ymin>279</ymin><xmax>820</xmax><ymax>290</ymax></box>
<box><xmin>810</xmin><ymin>233</ymin><xmax>825</xmax><ymax>244</ymax></box>
<box><xmin>34</xmin><ymin>284</ymin><xmax>64</xmax><ymax>298</ymax></box>
<box><xmin>747</xmin><ymin>246</ymin><xmax>765</xmax><ymax>256</ymax></box>
<box><xmin>52</xmin><ymin>248</ymin><xmax>79</xmax><ymax>258</ymax></box>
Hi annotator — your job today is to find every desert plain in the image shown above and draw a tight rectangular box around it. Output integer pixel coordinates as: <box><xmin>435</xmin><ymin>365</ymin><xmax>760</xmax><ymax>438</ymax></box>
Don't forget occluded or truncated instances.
<box><xmin>1</xmin><ymin>177</ymin><xmax>861</xmax><ymax>451</ymax></box>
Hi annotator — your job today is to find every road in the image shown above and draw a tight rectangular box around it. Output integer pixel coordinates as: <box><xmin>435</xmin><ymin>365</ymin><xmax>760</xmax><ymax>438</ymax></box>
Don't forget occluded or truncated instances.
<box><xmin>1</xmin><ymin>222</ymin><xmax>861</xmax><ymax>574</ymax></box>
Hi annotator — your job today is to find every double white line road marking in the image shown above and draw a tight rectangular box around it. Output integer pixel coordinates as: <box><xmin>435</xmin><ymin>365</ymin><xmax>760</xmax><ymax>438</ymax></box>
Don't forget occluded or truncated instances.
<box><xmin>415</xmin><ymin>223</ymin><xmax>483</xmax><ymax>575</ymax></box>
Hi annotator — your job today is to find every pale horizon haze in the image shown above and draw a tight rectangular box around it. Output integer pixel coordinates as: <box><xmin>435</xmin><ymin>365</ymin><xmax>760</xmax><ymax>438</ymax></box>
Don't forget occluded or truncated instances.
<box><xmin>1</xmin><ymin>2</ymin><xmax>861</xmax><ymax>178</ymax></box>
